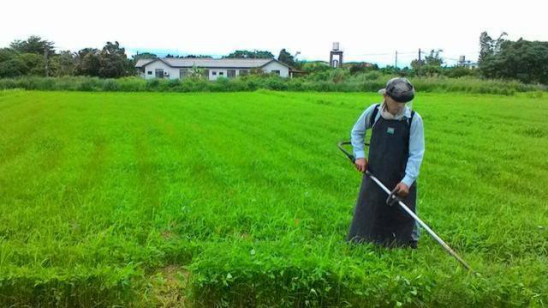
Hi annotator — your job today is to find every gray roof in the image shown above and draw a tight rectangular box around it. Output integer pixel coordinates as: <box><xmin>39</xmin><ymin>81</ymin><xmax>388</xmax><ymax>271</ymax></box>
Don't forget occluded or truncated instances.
<box><xmin>135</xmin><ymin>58</ymin><xmax>290</xmax><ymax>69</ymax></box>
<box><xmin>135</xmin><ymin>59</ymin><xmax>156</xmax><ymax>67</ymax></box>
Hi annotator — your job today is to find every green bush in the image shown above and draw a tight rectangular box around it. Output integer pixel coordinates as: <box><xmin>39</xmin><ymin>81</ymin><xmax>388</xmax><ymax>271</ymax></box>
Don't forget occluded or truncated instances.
<box><xmin>145</xmin><ymin>78</ymin><xmax>160</xmax><ymax>91</ymax></box>
<box><xmin>102</xmin><ymin>79</ymin><xmax>121</xmax><ymax>91</ymax></box>
<box><xmin>18</xmin><ymin>53</ymin><xmax>45</xmax><ymax>76</ymax></box>
<box><xmin>0</xmin><ymin>75</ymin><xmax>546</xmax><ymax>94</ymax></box>
<box><xmin>0</xmin><ymin>59</ymin><xmax>29</xmax><ymax>78</ymax></box>
<box><xmin>78</xmin><ymin>78</ymin><xmax>101</xmax><ymax>91</ymax></box>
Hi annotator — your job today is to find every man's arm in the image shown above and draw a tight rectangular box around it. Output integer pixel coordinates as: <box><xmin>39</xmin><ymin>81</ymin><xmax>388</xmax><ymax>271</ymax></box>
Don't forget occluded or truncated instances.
<box><xmin>401</xmin><ymin>114</ymin><xmax>425</xmax><ymax>187</ymax></box>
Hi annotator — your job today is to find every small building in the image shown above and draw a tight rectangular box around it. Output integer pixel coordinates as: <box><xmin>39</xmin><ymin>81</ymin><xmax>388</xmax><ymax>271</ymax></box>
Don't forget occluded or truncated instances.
<box><xmin>135</xmin><ymin>58</ymin><xmax>292</xmax><ymax>80</ymax></box>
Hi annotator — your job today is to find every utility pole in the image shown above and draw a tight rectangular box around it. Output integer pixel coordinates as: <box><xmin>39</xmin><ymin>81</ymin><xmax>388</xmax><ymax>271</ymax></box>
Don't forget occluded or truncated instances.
<box><xmin>44</xmin><ymin>48</ymin><xmax>49</xmax><ymax>77</ymax></box>
<box><xmin>395</xmin><ymin>51</ymin><xmax>398</xmax><ymax>69</ymax></box>
<box><xmin>418</xmin><ymin>48</ymin><xmax>422</xmax><ymax>75</ymax></box>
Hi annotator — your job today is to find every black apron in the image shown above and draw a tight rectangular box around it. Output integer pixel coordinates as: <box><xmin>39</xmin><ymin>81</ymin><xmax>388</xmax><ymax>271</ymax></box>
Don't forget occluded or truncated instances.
<box><xmin>346</xmin><ymin>112</ymin><xmax>417</xmax><ymax>247</ymax></box>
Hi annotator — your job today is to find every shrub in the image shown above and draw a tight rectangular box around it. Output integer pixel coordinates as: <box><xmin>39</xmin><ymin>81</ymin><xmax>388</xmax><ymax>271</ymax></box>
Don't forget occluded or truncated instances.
<box><xmin>0</xmin><ymin>75</ymin><xmax>546</xmax><ymax>94</ymax></box>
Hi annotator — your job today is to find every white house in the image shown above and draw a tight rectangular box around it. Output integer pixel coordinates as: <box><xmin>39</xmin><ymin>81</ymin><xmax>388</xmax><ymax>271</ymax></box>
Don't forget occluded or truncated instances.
<box><xmin>135</xmin><ymin>58</ymin><xmax>292</xmax><ymax>81</ymax></box>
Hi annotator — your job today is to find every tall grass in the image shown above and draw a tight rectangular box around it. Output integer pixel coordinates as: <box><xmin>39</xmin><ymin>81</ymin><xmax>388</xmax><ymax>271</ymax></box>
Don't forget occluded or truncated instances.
<box><xmin>0</xmin><ymin>75</ymin><xmax>546</xmax><ymax>95</ymax></box>
<box><xmin>0</xmin><ymin>91</ymin><xmax>547</xmax><ymax>306</ymax></box>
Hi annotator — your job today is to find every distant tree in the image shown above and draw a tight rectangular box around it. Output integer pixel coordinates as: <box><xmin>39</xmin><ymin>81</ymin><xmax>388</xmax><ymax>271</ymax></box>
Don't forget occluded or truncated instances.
<box><xmin>481</xmin><ymin>37</ymin><xmax>548</xmax><ymax>84</ymax></box>
<box><xmin>348</xmin><ymin>62</ymin><xmax>377</xmax><ymax>74</ymax></box>
<box><xmin>411</xmin><ymin>49</ymin><xmax>444</xmax><ymax>76</ymax></box>
<box><xmin>478</xmin><ymin>32</ymin><xmax>493</xmax><ymax>65</ymax></box>
<box><xmin>18</xmin><ymin>53</ymin><xmax>45</xmax><ymax>76</ymax></box>
<box><xmin>398</xmin><ymin>66</ymin><xmax>411</xmax><ymax>77</ymax></box>
<box><xmin>133</xmin><ymin>52</ymin><xmax>157</xmax><ymax>61</ymax></box>
<box><xmin>10</xmin><ymin>35</ymin><xmax>55</xmax><ymax>56</ymax></box>
<box><xmin>277</xmin><ymin>49</ymin><xmax>296</xmax><ymax>67</ymax></box>
<box><xmin>0</xmin><ymin>58</ymin><xmax>29</xmax><ymax>78</ymax></box>
<box><xmin>98</xmin><ymin>41</ymin><xmax>130</xmax><ymax>78</ymax></box>
<box><xmin>0</xmin><ymin>48</ymin><xmax>18</xmax><ymax>63</ymax></box>
<box><xmin>380</xmin><ymin>65</ymin><xmax>398</xmax><ymax>75</ymax></box>
<box><xmin>301</xmin><ymin>61</ymin><xmax>331</xmax><ymax>73</ymax></box>
<box><xmin>478</xmin><ymin>31</ymin><xmax>510</xmax><ymax>80</ymax></box>
<box><xmin>187</xmin><ymin>65</ymin><xmax>208</xmax><ymax>80</ymax></box>
<box><xmin>478</xmin><ymin>31</ymin><xmax>507</xmax><ymax>64</ymax></box>
<box><xmin>444</xmin><ymin>66</ymin><xmax>476</xmax><ymax>78</ymax></box>
<box><xmin>50</xmin><ymin>51</ymin><xmax>77</xmax><ymax>76</ymax></box>
<box><xmin>183</xmin><ymin>55</ymin><xmax>212</xmax><ymax>58</ymax></box>
<box><xmin>410</xmin><ymin>59</ymin><xmax>424</xmax><ymax>71</ymax></box>
<box><xmin>225</xmin><ymin>50</ymin><xmax>274</xmax><ymax>59</ymax></box>
<box><xmin>425</xmin><ymin>49</ymin><xmax>444</xmax><ymax>66</ymax></box>
<box><xmin>74</xmin><ymin>42</ymin><xmax>132</xmax><ymax>78</ymax></box>
<box><xmin>249</xmin><ymin>68</ymin><xmax>265</xmax><ymax>75</ymax></box>
<box><xmin>75</xmin><ymin>48</ymin><xmax>101</xmax><ymax>76</ymax></box>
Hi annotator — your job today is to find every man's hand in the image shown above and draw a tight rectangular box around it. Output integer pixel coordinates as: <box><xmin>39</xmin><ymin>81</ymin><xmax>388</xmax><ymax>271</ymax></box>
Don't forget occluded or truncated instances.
<box><xmin>355</xmin><ymin>158</ymin><xmax>368</xmax><ymax>173</ymax></box>
<box><xmin>394</xmin><ymin>182</ymin><xmax>410</xmax><ymax>198</ymax></box>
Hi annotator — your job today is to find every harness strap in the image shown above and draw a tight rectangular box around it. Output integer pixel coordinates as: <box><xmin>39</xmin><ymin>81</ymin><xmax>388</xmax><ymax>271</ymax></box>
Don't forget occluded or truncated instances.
<box><xmin>369</xmin><ymin>104</ymin><xmax>415</xmax><ymax>147</ymax></box>
<box><xmin>368</xmin><ymin>104</ymin><xmax>380</xmax><ymax>128</ymax></box>
<box><xmin>369</xmin><ymin>104</ymin><xmax>415</xmax><ymax>132</ymax></box>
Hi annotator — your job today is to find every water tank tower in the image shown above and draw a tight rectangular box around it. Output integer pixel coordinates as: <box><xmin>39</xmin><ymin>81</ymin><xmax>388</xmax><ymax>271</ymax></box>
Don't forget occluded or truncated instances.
<box><xmin>330</xmin><ymin>42</ymin><xmax>343</xmax><ymax>68</ymax></box>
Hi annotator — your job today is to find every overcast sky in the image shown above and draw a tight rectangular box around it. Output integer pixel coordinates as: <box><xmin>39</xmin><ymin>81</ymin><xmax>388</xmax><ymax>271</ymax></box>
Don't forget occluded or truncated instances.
<box><xmin>1</xmin><ymin>0</ymin><xmax>547</xmax><ymax>67</ymax></box>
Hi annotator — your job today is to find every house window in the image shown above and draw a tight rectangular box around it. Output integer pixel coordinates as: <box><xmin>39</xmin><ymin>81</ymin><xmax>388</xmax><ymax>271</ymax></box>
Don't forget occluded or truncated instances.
<box><xmin>212</xmin><ymin>71</ymin><xmax>217</xmax><ymax>76</ymax></box>
<box><xmin>147</xmin><ymin>71</ymin><xmax>152</xmax><ymax>75</ymax></box>
<box><xmin>155</xmin><ymin>69</ymin><xmax>164</xmax><ymax>78</ymax></box>
<box><xmin>227</xmin><ymin>70</ymin><xmax>236</xmax><ymax>78</ymax></box>
<box><xmin>271</xmin><ymin>70</ymin><xmax>281</xmax><ymax>76</ymax></box>
<box><xmin>239</xmin><ymin>70</ymin><xmax>249</xmax><ymax>76</ymax></box>
<box><xmin>219</xmin><ymin>72</ymin><xmax>224</xmax><ymax>76</ymax></box>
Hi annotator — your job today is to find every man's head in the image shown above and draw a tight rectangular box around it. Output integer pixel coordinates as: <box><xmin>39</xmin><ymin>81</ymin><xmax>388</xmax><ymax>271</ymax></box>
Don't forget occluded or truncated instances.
<box><xmin>378</xmin><ymin>77</ymin><xmax>415</xmax><ymax>115</ymax></box>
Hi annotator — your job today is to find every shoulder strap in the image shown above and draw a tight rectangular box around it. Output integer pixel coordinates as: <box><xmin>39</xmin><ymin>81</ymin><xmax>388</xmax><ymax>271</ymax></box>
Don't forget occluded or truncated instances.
<box><xmin>406</xmin><ymin>110</ymin><xmax>416</xmax><ymax>146</ymax></box>
<box><xmin>368</xmin><ymin>104</ymin><xmax>380</xmax><ymax>128</ymax></box>
<box><xmin>408</xmin><ymin>110</ymin><xmax>416</xmax><ymax>130</ymax></box>
<box><xmin>369</xmin><ymin>105</ymin><xmax>415</xmax><ymax>134</ymax></box>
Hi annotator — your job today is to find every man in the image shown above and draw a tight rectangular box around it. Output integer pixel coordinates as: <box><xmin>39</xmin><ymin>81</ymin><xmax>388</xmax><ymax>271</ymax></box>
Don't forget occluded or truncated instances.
<box><xmin>346</xmin><ymin>77</ymin><xmax>425</xmax><ymax>248</ymax></box>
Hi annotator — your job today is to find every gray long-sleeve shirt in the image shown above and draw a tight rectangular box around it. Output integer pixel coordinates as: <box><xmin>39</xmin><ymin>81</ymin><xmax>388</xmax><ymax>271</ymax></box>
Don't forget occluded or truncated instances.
<box><xmin>351</xmin><ymin>103</ymin><xmax>425</xmax><ymax>187</ymax></box>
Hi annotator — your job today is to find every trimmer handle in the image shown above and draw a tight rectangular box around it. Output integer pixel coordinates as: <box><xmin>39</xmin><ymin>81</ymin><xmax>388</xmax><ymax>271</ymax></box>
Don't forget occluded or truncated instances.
<box><xmin>337</xmin><ymin>141</ymin><xmax>370</xmax><ymax>164</ymax></box>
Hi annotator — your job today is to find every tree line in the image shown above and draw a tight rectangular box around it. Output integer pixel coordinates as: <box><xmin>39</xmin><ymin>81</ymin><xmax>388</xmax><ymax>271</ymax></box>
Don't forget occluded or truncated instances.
<box><xmin>1</xmin><ymin>34</ymin><xmax>547</xmax><ymax>85</ymax></box>
<box><xmin>0</xmin><ymin>36</ymin><xmax>300</xmax><ymax>79</ymax></box>
<box><xmin>0</xmin><ymin>37</ymin><xmax>133</xmax><ymax>78</ymax></box>
<box><xmin>478</xmin><ymin>32</ymin><xmax>548</xmax><ymax>84</ymax></box>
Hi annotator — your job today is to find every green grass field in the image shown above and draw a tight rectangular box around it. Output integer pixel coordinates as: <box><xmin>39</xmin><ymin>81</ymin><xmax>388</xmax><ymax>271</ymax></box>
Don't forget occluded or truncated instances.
<box><xmin>0</xmin><ymin>90</ymin><xmax>547</xmax><ymax>307</ymax></box>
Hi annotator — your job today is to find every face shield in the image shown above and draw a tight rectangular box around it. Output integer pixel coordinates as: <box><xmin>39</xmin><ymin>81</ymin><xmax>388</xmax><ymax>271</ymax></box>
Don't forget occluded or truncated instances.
<box><xmin>406</xmin><ymin>100</ymin><xmax>413</xmax><ymax>111</ymax></box>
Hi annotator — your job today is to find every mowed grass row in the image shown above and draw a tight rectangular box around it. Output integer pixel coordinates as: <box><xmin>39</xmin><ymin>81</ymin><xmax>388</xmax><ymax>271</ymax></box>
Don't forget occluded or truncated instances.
<box><xmin>0</xmin><ymin>90</ymin><xmax>547</xmax><ymax>307</ymax></box>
